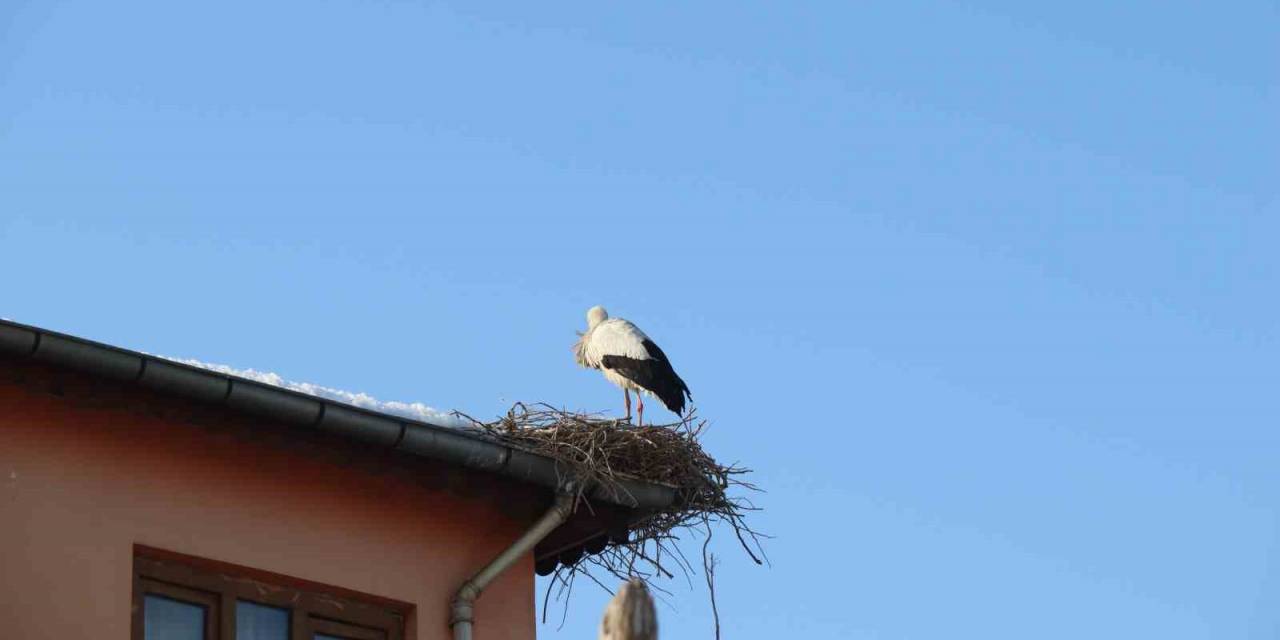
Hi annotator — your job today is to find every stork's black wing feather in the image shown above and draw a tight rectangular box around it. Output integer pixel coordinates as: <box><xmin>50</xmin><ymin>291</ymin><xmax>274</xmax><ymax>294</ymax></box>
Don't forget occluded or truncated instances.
<box><xmin>601</xmin><ymin>340</ymin><xmax>692</xmax><ymax>415</ymax></box>
<box><xmin>640</xmin><ymin>339</ymin><xmax>672</xmax><ymax>363</ymax></box>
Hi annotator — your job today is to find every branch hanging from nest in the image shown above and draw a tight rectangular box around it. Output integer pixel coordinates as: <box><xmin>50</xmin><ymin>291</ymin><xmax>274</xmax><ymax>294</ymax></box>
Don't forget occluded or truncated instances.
<box><xmin>456</xmin><ymin>403</ymin><xmax>768</xmax><ymax>633</ymax></box>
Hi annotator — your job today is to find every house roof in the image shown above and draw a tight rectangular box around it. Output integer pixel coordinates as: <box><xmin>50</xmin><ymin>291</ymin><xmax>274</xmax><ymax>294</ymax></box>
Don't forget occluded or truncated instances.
<box><xmin>0</xmin><ymin>318</ymin><xmax>675</xmax><ymax>571</ymax></box>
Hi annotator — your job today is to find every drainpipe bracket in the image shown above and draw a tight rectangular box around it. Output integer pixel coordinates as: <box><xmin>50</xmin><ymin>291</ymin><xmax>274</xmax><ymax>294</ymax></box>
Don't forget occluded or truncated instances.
<box><xmin>449</xmin><ymin>599</ymin><xmax>475</xmax><ymax>626</ymax></box>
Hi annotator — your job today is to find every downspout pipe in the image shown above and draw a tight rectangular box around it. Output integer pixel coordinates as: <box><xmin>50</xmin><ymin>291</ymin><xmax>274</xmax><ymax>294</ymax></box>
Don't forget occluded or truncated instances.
<box><xmin>451</xmin><ymin>492</ymin><xmax>576</xmax><ymax>640</ymax></box>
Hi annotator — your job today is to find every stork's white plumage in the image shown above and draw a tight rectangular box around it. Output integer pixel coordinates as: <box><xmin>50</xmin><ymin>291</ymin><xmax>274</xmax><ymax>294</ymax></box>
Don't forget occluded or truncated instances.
<box><xmin>574</xmin><ymin>306</ymin><xmax>691</xmax><ymax>425</ymax></box>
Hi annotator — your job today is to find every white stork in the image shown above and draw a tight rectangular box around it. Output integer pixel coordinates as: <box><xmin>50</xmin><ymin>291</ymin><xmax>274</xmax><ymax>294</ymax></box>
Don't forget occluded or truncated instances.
<box><xmin>574</xmin><ymin>306</ymin><xmax>692</xmax><ymax>426</ymax></box>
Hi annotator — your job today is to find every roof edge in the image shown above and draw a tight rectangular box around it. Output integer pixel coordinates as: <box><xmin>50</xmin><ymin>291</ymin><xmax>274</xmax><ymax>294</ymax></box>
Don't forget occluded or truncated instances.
<box><xmin>0</xmin><ymin>319</ymin><xmax>676</xmax><ymax>510</ymax></box>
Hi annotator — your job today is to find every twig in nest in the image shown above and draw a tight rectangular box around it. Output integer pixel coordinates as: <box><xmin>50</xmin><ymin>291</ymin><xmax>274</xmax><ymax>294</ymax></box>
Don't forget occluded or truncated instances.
<box><xmin>463</xmin><ymin>403</ymin><xmax>767</xmax><ymax>637</ymax></box>
<box><xmin>703</xmin><ymin>525</ymin><xmax>721</xmax><ymax>640</ymax></box>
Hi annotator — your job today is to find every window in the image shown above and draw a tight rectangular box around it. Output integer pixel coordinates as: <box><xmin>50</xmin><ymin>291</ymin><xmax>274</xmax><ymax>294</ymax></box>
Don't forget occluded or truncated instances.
<box><xmin>132</xmin><ymin>547</ymin><xmax>405</xmax><ymax>640</ymax></box>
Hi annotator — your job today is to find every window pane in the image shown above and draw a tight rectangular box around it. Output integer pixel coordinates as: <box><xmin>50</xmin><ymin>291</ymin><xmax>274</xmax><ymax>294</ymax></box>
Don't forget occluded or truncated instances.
<box><xmin>312</xmin><ymin>618</ymin><xmax>387</xmax><ymax>640</ymax></box>
<box><xmin>144</xmin><ymin>594</ymin><xmax>206</xmax><ymax>640</ymax></box>
<box><xmin>237</xmin><ymin>600</ymin><xmax>290</xmax><ymax>640</ymax></box>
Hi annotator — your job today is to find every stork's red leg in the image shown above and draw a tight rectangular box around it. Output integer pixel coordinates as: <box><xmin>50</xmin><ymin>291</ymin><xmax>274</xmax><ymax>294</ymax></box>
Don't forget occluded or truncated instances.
<box><xmin>637</xmin><ymin>395</ymin><xmax>645</xmax><ymax>427</ymax></box>
<box><xmin>624</xmin><ymin>389</ymin><xmax>632</xmax><ymax>421</ymax></box>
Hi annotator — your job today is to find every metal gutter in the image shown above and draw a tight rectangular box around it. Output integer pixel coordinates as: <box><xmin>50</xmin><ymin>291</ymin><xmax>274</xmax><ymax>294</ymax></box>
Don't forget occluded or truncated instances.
<box><xmin>0</xmin><ymin>319</ymin><xmax>676</xmax><ymax>510</ymax></box>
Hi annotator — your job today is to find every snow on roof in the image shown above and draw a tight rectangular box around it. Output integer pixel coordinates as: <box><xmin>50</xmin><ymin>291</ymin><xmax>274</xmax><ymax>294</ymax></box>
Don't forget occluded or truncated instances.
<box><xmin>163</xmin><ymin>356</ymin><xmax>471</xmax><ymax>429</ymax></box>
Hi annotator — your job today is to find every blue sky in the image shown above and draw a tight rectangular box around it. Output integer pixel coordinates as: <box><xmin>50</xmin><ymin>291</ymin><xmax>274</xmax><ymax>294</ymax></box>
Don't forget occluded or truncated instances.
<box><xmin>2</xmin><ymin>1</ymin><xmax>1277</xmax><ymax>638</ymax></box>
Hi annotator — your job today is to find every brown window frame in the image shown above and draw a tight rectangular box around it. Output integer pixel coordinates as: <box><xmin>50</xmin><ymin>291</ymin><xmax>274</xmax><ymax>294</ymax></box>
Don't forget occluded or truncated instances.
<box><xmin>132</xmin><ymin>546</ymin><xmax>407</xmax><ymax>640</ymax></box>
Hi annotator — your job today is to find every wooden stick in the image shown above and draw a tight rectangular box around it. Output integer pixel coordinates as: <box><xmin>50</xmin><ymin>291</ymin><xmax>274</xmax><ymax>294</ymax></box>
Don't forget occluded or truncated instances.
<box><xmin>598</xmin><ymin>579</ymin><xmax>657</xmax><ymax>640</ymax></box>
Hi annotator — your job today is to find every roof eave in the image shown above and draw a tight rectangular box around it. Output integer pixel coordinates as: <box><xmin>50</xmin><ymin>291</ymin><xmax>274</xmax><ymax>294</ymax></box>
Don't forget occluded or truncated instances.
<box><xmin>0</xmin><ymin>319</ymin><xmax>676</xmax><ymax>511</ymax></box>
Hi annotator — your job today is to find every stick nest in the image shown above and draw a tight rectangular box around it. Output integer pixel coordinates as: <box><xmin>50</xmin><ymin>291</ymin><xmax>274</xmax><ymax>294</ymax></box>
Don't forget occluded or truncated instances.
<box><xmin>457</xmin><ymin>403</ymin><xmax>766</xmax><ymax>634</ymax></box>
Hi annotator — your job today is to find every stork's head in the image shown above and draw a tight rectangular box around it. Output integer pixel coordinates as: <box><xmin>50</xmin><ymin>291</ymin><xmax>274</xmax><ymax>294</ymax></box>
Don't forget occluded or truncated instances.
<box><xmin>586</xmin><ymin>305</ymin><xmax>609</xmax><ymax>329</ymax></box>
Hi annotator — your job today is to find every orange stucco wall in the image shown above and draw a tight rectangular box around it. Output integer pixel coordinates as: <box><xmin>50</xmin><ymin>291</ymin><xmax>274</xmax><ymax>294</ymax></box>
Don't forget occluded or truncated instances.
<box><xmin>0</xmin><ymin>371</ymin><xmax>539</xmax><ymax>639</ymax></box>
